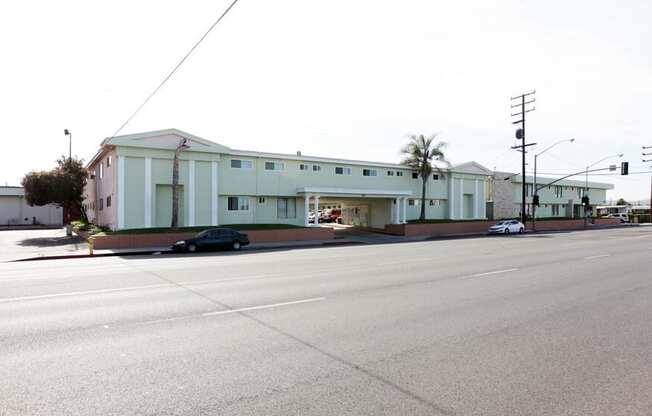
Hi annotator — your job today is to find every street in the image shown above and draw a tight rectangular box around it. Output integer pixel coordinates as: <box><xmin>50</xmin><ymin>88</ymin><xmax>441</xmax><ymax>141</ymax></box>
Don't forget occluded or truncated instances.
<box><xmin>2</xmin><ymin>227</ymin><xmax>652</xmax><ymax>415</ymax></box>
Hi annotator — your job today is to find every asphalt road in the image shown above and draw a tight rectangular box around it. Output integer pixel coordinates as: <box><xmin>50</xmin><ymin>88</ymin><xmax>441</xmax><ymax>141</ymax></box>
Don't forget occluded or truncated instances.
<box><xmin>2</xmin><ymin>227</ymin><xmax>652</xmax><ymax>415</ymax></box>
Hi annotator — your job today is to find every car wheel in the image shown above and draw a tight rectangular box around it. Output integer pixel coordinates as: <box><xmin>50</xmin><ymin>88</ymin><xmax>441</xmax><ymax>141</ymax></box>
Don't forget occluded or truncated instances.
<box><xmin>519</xmin><ymin>227</ymin><xmax>524</xmax><ymax>234</ymax></box>
<box><xmin>504</xmin><ymin>228</ymin><xmax>510</xmax><ymax>235</ymax></box>
<box><xmin>232</xmin><ymin>240</ymin><xmax>241</xmax><ymax>251</ymax></box>
<box><xmin>187</xmin><ymin>244</ymin><xmax>197</xmax><ymax>253</ymax></box>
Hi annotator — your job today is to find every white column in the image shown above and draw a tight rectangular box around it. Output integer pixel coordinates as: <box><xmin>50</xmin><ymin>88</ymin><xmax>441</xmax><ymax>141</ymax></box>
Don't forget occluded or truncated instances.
<box><xmin>448</xmin><ymin>174</ymin><xmax>455</xmax><ymax>219</ymax></box>
<box><xmin>144</xmin><ymin>157</ymin><xmax>152</xmax><ymax>227</ymax></box>
<box><xmin>117</xmin><ymin>156</ymin><xmax>125</xmax><ymax>229</ymax></box>
<box><xmin>314</xmin><ymin>195</ymin><xmax>320</xmax><ymax>226</ymax></box>
<box><xmin>459</xmin><ymin>178</ymin><xmax>464</xmax><ymax>219</ymax></box>
<box><xmin>188</xmin><ymin>160</ymin><xmax>195</xmax><ymax>226</ymax></box>
<box><xmin>480</xmin><ymin>179</ymin><xmax>486</xmax><ymax>219</ymax></box>
<box><xmin>402</xmin><ymin>197</ymin><xmax>407</xmax><ymax>223</ymax></box>
<box><xmin>394</xmin><ymin>198</ymin><xmax>401</xmax><ymax>224</ymax></box>
<box><xmin>211</xmin><ymin>161</ymin><xmax>218</xmax><ymax>225</ymax></box>
<box><xmin>474</xmin><ymin>179</ymin><xmax>479</xmax><ymax>219</ymax></box>
<box><xmin>304</xmin><ymin>194</ymin><xmax>310</xmax><ymax>227</ymax></box>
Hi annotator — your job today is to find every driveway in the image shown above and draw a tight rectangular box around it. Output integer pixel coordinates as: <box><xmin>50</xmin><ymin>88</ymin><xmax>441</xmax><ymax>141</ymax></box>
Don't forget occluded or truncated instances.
<box><xmin>0</xmin><ymin>228</ymin><xmax>88</xmax><ymax>262</ymax></box>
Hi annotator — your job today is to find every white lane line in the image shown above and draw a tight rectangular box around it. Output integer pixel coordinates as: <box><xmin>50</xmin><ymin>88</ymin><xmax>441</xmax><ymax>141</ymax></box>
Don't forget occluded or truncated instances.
<box><xmin>0</xmin><ymin>283</ymin><xmax>172</xmax><ymax>303</ymax></box>
<box><xmin>463</xmin><ymin>268</ymin><xmax>519</xmax><ymax>279</ymax></box>
<box><xmin>202</xmin><ymin>297</ymin><xmax>326</xmax><ymax>317</ymax></box>
<box><xmin>584</xmin><ymin>254</ymin><xmax>611</xmax><ymax>260</ymax></box>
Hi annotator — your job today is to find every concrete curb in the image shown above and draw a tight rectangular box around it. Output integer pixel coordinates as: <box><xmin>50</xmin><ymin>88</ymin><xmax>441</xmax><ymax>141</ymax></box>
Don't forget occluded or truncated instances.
<box><xmin>11</xmin><ymin>240</ymin><xmax>362</xmax><ymax>262</ymax></box>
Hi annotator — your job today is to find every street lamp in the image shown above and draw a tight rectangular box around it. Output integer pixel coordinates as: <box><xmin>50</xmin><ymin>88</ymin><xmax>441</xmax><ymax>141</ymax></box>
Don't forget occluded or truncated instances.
<box><xmin>584</xmin><ymin>153</ymin><xmax>623</xmax><ymax>225</ymax></box>
<box><xmin>533</xmin><ymin>138</ymin><xmax>575</xmax><ymax>227</ymax></box>
<box><xmin>64</xmin><ymin>129</ymin><xmax>72</xmax><ymax>161</ymax></box>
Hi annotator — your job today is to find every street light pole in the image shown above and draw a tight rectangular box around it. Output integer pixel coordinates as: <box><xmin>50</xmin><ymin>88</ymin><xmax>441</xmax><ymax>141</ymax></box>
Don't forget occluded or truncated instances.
<box><xmin>584</xmin><ymin>153</ymin><xmax>623</xmax><ymax>227</ymax></box>
<box><xmin>643</xmin><ymin>145</ymin><xmax>652</xmax><ymax>223</ymax></box>
<box><xmin>64</xmin><ymin>129</ymin><xmax>72</xmax><ymax>161</ymax></box>
<box><xmin>532</xmin><ymin>138</ymin><xmax>575</xmax><ymax>230</ymax></box>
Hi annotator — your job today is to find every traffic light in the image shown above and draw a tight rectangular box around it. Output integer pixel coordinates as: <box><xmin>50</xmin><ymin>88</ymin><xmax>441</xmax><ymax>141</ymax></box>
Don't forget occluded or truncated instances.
<box><xmin>581</xmin><ymin>195</ymin><xmax>590</xmax><ymax>206</ymax></box>
<box><xmin>533</xmin><ymin>194</ymin><xmax>540</xmax><ymax>207</ymax></box>
<box><xmin>621</xmin><ymin>161</ymin><xmax>629</xmax><ymax>175</ymax></box>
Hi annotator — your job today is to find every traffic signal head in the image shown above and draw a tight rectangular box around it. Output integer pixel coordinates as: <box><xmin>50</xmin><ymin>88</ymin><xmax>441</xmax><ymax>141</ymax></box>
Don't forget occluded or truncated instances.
<box><xmin>581</xmin><ymin>195</ymin><xmax>590</xmax><ymax>206</ymax></box>
<box><xmin>533</xmin><ymin>194</ymin><xmax>540</xmax><ymax>207</ymax></box>
<box><xmin>621</xmin><ymin>161</ymin><xmax>629</xmax><ymax>175</ymax></box>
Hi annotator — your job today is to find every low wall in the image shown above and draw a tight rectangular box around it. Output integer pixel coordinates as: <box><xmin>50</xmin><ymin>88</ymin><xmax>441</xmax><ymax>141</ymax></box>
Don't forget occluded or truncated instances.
<box><xmin>385</xmin><ymin>217</ymin><xmax>622</xmax><ymax>237</ymax></box>
<box><xmin>385</xmin><ymin>221</ymin><xmax>495</xmax><ymax>237</ymax></box>
<box><xmin>87</xmin><ymin>227</ymin><xmax>334</xmax><ymax>250</ymax></box>
<box><xmin>527</xmin><ymin>217</ymin><xmax>621</xmax><ymax>231</ymax></box>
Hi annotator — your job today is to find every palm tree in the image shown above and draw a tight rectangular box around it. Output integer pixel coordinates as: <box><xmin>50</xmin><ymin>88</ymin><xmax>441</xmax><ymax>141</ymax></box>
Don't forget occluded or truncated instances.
<box><xmin>400</xmin><ymin>134</ymin><xmax>448</xmax><ymax>221</ymax></box>
<box><xmin>171</xmin><ymin>138</ymin><xmax>189</xmax><ymax>229</ymax></box>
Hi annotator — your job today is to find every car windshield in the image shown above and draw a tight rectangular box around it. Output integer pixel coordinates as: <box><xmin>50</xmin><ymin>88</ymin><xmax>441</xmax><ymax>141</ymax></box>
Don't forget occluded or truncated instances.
<box><xmin>196</xmin><ymin>230</ymin><xmax>212</xmax><ymax>238</ymax></box>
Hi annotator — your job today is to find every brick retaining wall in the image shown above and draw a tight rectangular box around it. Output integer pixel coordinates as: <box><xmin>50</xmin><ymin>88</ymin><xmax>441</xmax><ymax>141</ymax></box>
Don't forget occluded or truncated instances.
<box><xmin>385</xmin><ymin>217</ymin><xmax>622</xmax><ymax>237</ymax></box>
<box><xmin>87</xmin><ymin>227</ymin><xmax>334</xmax><ymax>250</ymax></box>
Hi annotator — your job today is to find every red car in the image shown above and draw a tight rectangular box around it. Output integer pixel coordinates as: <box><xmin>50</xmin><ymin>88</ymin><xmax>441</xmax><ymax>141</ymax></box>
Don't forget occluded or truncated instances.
<box><xmin>320</xmin><ymin>208</ymin><xmax>342</xmax><ymax>223</ymax></box>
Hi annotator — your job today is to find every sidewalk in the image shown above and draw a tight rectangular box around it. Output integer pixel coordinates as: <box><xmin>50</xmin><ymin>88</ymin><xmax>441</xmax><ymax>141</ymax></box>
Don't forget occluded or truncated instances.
<box><xmin>7</xmin><ymin>223</ymin><xmax>643</xmax><ymax>262</ymax></box>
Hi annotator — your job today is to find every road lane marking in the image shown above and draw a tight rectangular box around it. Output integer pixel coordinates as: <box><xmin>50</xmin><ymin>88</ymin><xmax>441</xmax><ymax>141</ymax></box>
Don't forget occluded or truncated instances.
<box><xmin>463</xmin><ymin>268</ymin><xmax>519</xmax><ymax>279</ymax></box>
<box><xmin>0</xmin><ymin>283</ymin><xmax>173</xmax><ymax>303</ymax></box>
<box><xmin>202</xmin><ymin>297</ymin><xmax>326</xmax><ymax>317</ymax></box>
<box><xmin>584</xmin><ymin>254</ymin><xmax>611</xmax><ymax>260</ymax></box>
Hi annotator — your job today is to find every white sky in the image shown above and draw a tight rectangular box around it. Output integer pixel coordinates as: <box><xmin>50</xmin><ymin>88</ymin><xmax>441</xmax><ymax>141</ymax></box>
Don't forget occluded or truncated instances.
<box><xmin>1</xmin><ymin>0</ymin><xmax>651</xmax><ymax>201</ymax></box>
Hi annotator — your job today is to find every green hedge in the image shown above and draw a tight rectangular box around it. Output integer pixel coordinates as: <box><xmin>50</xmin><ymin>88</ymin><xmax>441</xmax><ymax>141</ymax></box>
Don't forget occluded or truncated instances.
<box><xmin>103</xmin><ymin>223</ymin><xmax>304</xmax><ymax>235</ymax></box>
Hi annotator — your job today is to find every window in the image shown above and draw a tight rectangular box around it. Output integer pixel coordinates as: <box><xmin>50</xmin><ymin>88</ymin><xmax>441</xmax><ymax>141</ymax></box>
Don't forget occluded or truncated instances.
<box><xmin>99</xmin><ymin>163</ymin><xmax>104</xmax><ymax>179</ymax></box>
<box><xmin>265</xmin><ymin>161</ymin><xmax>284</xmax><ymax>171</ymax></box>
<box><xmin>312</xmin><ymin>165</ymin><xmax>321</xmax><ymax>172</ymax></box>
<box><xmin>554</xmin><ymin>185</ymin><xmax>564</xmax><ymax>198</ymax></box>
<box><xmin>412</xmin><ymin>172</ymin><xmax>419</xmax><ymax>179</ymax></box>
<box><xmin>258</xmin><ymin>197</ymin><xmax>266</xmax><ymax>204</ymax></box>
<box><xmin>387</xmin><ymin>170</ymin><xmax>394</xmax><ymax>176</ymax></box>
<box><xmin>299</xmin><ymin>164</ymin><xmax>309</xmax><ymax>171</ymax></box>
<box><xmin>107</xmin><ymin>155</ymin><xmax>112</xmax><ymax>167</ymax></box>
<box><xmin>396</xmin><ymin>171</ymin><xmax>404</xmax><ymax>176</ymax></box>
<box><xmin>429</xmin><ymin>199</ymin><xmax>441</xmax><ymax>207</ymax></box>
<box><xmin>335</xmin><ymin>167</ymin><xmax>352</xmax><ymax>175</ymax></box>
<box><xmin>106</xmin><ymin>195</ymin><xmax>111</xmax><ymax>207</ymax></box>
<box><xmin>363</xmin><ymin>169</ymin><xmax>377</xmax><ymax>177</ymax></box>
<box><xmin>99</xmin><ymin>198</ymin><xmax>104</xmax><ymax>211</ymax></box>
<box><xmin>552</xmin><ymin>204</ymin><xmax>560</xmax><ymax>216</ymax></box>
<box><xmin>90</xmin><ymin>171</ymin><xmax>96</xmax><ymax>180</ymax></box>
<box><xmin>231</xmin><ymin>159</ymin><xmax>253</xmax><ymax>169</ymax></box>
<box><xmin>277</xmin><ymin>198</ymin><xmax>296</xmax><ymax>219</ymax></box>
<box><xmin>228</xmin><ymin>196</ymin><xmax>249</xmax><ymax>211</ymax></box>
<box><xmin>526</xmin><ymin>183</ymin><xmax>533</xmax><ymax>196</ymax></box>
<box><xmin>408</xmin><ymin>199</ymin><xmax>415</xmax><ymax>206</ymax></box>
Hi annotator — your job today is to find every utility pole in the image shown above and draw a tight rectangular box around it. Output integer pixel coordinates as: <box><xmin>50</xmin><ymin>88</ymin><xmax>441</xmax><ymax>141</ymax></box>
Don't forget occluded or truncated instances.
<box><xmin>510</xmin><ymin>90</ymin><xmax>536</xmax><ymax>226</ymax></box>
<box><xmin>644</xmin><ymin>145</ymin><xmax>652</xmax><ymax>222</ymax></box>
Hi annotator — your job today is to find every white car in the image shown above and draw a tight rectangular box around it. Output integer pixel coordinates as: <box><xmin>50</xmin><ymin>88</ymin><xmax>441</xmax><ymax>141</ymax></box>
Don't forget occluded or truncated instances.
<box><xmin>488</xmin><ymin>220</ymin><xmax>525</xmax><ymax>235</ymax></box>
<box><xmin>606</xmin><ymin>213</ymin><xmax>629</xmax><ymax>223</ymax></box>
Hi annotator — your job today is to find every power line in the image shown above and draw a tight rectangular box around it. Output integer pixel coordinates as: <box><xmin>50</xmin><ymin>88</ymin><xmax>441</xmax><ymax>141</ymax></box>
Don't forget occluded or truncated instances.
<box><xmin>110</xmin><ymin>0</ymin><xmax>241</xmax><ymax>138</ymax></box>
<box><xmin>526</xmin><ymin>170</ymin><xmax>652</xmax><ymax>176</ymax></box>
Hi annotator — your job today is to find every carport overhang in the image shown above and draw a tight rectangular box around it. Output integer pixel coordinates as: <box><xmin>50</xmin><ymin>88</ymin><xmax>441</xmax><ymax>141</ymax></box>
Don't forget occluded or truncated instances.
<box><xmin>297</xmin><ymin>187</ymin><xmax>412</xmax><ymax>226</ymax></box>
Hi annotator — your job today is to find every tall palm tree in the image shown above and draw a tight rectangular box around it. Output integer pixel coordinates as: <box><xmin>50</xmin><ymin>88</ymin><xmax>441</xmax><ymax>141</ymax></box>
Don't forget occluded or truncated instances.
<box><xmin>401</xmin><ymin>134</ymin><xmax>448</xmax><ymax>221</ymax></box>
<box><xmin>171</xmin><ymin>137</ymin><xmax>189</xmax><ymax>229</ymax></box>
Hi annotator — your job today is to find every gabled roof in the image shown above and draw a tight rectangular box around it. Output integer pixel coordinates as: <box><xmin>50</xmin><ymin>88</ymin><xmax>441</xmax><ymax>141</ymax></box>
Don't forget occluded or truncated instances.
<box><xmin>102</xmin><ymin>128</ymin><xmax>232</xmax><ymax>154</ymax></box>
<box><xmin>450</xmin><ymin>161</ymin><xmax>493</xmax><ymax>175</ymax></box>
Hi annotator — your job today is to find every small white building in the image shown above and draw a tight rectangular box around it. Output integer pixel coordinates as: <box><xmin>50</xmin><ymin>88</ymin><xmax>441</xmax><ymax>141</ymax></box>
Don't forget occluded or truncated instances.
<box><xmin>0</xmin><ymin>186</ymin><xmax>63</xmax><ymax>226</ymax></box>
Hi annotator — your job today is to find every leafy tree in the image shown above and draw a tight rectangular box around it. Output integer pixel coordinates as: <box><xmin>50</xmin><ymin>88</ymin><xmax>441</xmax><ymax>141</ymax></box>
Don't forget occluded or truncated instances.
<box><xmin>22</xmin><ymin>157</ymin><xmax>87</xmax><ymax>222</ymax></box>
<box><xmin>400</xmin><ymin>134</ymin><xmax>448</xmax><ymax>221</ymax></box>
<box><xmin>616</xmin><ymin>198</ymin><xmax>628</xmax><ymax>206</ymax></box>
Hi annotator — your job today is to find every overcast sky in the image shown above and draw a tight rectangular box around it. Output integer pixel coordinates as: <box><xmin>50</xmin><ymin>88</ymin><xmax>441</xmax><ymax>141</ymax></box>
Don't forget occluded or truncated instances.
<box><xmin>1</xmin><ymin>0</ymin><xmax>650</xmax><ymax>201</ymax></box>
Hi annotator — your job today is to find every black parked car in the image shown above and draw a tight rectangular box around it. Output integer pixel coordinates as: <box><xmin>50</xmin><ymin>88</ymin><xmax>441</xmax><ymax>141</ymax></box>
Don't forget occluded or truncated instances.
<box><xmin>172</xmin><ymin>228</ymin><xmax>250</xmax><ymax>252</ymax></box>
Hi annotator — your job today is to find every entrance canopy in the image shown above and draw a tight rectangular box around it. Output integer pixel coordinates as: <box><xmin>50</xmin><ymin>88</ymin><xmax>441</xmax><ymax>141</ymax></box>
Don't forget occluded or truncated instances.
<box><xmin>297</xmin><ymin>187</ymin><xmax>412</xmax><ymax>227</ymax></box>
